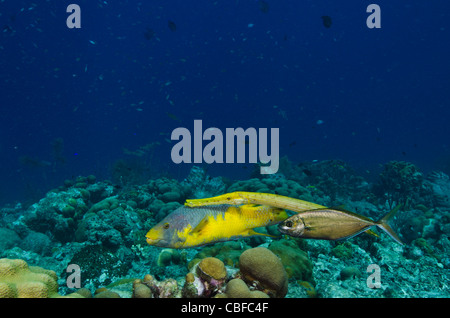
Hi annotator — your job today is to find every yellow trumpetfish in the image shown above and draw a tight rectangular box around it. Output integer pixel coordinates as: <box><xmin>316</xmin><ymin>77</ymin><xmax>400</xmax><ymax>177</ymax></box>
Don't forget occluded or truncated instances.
<box><xmin>146</xmin><ymin>204</ymin><xmax>288</xmax><ymax>249</ymax></box>
<box><xmin>185</xmin><ymin>191</ymin><xmax>326</xmax><ymax>213</ymax></box>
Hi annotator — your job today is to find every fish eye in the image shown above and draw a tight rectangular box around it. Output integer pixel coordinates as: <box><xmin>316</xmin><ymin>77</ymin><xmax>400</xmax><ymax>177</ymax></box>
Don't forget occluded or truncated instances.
<box><xmin>163</xmin><ymin>223</ymin><xmax>170</xmax><ymax>230</ymax></box>
<box><xmin>284</xmin><ymin>220</ymin><xmax>293</xmax><ymax>228</ymax></box>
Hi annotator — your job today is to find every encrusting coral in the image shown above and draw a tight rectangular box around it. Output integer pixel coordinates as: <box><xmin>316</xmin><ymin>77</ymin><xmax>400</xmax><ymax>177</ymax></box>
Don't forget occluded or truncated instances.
<box><xmin>132</xmin><ymin>274</ymin><xmax>181</xmax><ymax>298</ymax></box>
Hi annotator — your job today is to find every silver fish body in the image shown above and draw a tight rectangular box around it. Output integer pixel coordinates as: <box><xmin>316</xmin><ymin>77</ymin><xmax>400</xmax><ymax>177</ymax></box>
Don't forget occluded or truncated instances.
<box><xmin>278</xmin><ymin>206</ymin><xmax>403</xmax><ymax>245</ymax></box>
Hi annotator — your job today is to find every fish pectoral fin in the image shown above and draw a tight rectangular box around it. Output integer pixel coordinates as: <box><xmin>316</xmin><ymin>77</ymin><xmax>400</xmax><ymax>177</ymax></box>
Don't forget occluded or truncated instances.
<box><xmin>191</xmin><ymin>217</ymin><xmax>210</xmax><ymax>235</ymax></box>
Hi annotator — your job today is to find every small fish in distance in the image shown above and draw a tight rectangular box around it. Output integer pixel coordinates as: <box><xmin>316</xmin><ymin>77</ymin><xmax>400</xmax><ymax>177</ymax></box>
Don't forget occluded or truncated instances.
<box><xmin>321</xmin><ymin>16</ymin><xmax>332</xmax><ymax>28</ymax></box>
<box><xmin>168</xmin><ymin>20</ymin><xmax>176</xmax><ymax>31</ymax></box>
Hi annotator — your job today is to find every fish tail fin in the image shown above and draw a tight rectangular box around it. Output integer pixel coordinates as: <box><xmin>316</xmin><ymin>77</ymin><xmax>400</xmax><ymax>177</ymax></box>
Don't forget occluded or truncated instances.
<box><xmin>375</xmin><ymin>204</ymin><xmax>404</xmax><ymax>245</ymax></box>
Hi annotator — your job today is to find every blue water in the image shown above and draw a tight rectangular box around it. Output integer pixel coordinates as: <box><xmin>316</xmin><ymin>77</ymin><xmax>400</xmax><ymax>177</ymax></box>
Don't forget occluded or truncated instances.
<box><xmin>1</xmin><ymin>0</ymin><xmax>449</xmax><ymax>205</ymax></box>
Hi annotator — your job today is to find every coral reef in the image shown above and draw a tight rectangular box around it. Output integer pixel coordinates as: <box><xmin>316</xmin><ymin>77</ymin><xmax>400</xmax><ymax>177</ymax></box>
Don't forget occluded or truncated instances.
<box><xmin>331</xmin><ymin>242</ymin><xmax>354</xmax><ymax>260</ymax></box>
<box><xmin>197</xmin><ymin>257</ymin><xmax>227</xmax><ymax>286</ymax></box>
<box><xmin>157</xmin><ymin>249</ymin><xmax>187</xmax><ymax>267</ymax></box>
<box><xmin>268</xmin><ymin>239</ymin><xmax>314</xmax><ymax>283</ymax></box>
<box><xmin>145</xmin><ymin>178</ymin><xmax>190</xmax><ymax>204</ymax></box>
<box><xmin>66</xmin><ymin>244</ymin><xmax>131</xmax><ymax>288</ymax></box>
<box><xmin>75</xmin><ymin>204</ymin><xmax>141</xmax><ymax>249</ymax></box>
<box><xmin>425</xmin><ymin>171</ymin><xmax>450</xmax><ymax>208</ymax></box>
<box><xmin>181</xmin><ymin>257</ymin><xmax>228</xmax><ymax>298</ymax></box>
<box><xmin>94</xmin><ymin>288</ymin><xmax>121</xmax><ymax>298</ymax></box>
<box><xmin>277</xmin><ymin>157</ymin><xmax>373</xmax><ymax>203</ymax></box>
<box><xmin>132</xmin><ymin>274</ymin><xmax>181</xmax><ymax>298</ymax></box>
<box><xmin>0</xmin><ymin>258</ymin><xmax>59</xmax><ymax>298</ymax></box>
<box><xmin>220</xmin><ymin>278</ymin><xmax>269</xmax><ymax>298</ymax></box>
<box><xmin>238</xmin><ymin>247</ymin><xmax>288</xmax><ymax>298</ymax></box>
<box><xmin>181</xmin><ymin>166</ymin><xmax>226</xmax><ymax>199</ymax></box>
<box><xmin>0</xmin><ymin>160</ymin><xmax>449</xmax><ymax>298</ymax></box>
<box><xmin>0</xmin><ymin>228</ymin><xmax>21</xmax><ymax>251</ymax></box>
<box><xmin>373</xmin><ymin>161</ymin><xmax>429</xmax><ymax>209</ymax></box>
<box><xmin>339</xmin><ymin>266</ymin><xmax>362</xmax><ymax>280</ymax></box>
<box><xmin>193</xmin><ymin>241</ymin><xmax>251</xmax><ymax>267</ymax></box>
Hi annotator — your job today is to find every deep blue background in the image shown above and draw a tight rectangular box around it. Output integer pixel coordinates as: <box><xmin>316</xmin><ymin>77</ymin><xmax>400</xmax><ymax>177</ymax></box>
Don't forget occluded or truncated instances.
<box><xmin>1</xmin><ymin>1</ymin><xmax>449</xmax><ymax>205</ymax></box>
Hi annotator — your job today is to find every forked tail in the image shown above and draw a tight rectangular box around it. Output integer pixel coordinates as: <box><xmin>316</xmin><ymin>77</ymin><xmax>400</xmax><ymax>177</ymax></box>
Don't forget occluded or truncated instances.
<box><xmin>376</xmin><ymin>205</ymin><xmax>404</xmax><ymax>245</ymax></box>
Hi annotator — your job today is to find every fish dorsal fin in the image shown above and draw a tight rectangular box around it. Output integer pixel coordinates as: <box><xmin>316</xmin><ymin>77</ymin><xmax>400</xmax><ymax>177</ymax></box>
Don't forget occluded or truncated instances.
<box><xmin>328</xmin><ymin>205</ymin><xmax>375</xmax><ymax>222</ymax></box>
<box><xmin>329</xmin><ymin>204</ymin><xmax>349</xmax><ymax>212</ymax></box>
<box><xmin>299</xmin><ymin>205</ymin><xmax>347</xmax><ymax>213</ymax></box>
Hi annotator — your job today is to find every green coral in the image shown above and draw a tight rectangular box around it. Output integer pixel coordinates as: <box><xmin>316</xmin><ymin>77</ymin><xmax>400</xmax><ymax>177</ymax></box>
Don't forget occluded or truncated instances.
<box><xmin>331</xmin><ymin>242</ymin><xmax>353</xmax><ymax>259</ymax></box>
<box><xmin>157</xmin><ymin>249</ymin><xmax>187</xmax><ymax>267</ymax></box>
<box><xmin>61</xmin><ymin>205</ymin><xmax>76</xmax><ymax>217</ymax></box>
<box><xmin>145</xmin><ymin>178</ymin><xmax>190</xmax><ymax>204</ymax></box>
<box><xmin>268</xmin><ymin>240</ymin><xmax>314</xmax><ymax>284</ymax></box>
<box><xmin>87</xmin><ymin>196</ymin><xmax>119</xmax><ymax>214</ymax></box>
<box><xmin>339</xmin><ymin>266</ymin><xmax>362</xmax><ymax>280</ymax></box>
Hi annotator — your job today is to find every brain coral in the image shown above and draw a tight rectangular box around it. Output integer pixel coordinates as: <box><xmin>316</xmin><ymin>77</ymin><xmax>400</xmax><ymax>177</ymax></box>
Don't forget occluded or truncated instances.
<box><xmin>221</xmin><ymin>278</ymin><xmax>269</xmax><ymax>298</ymax></box>
<box><xmin>239</xmin><ymin>247</ymin><xmax>288</xmax><ymax>298</ymax></box>
<box><xmin>0</xmin><ymin>258</ymin><xmax>59</xmax><ymax>298</ymax></box>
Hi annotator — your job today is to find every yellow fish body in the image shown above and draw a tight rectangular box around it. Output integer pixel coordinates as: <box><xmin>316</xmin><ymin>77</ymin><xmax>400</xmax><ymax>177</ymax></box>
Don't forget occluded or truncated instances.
<box><xmin>146</xmin><ymin>204</ymin><xmax>288</xmax><ymax>249</ymax></box>
<box><xmin>185</xmin><ymin>191</ymin><xmax>326</xmax><ymax>213</ymax></box>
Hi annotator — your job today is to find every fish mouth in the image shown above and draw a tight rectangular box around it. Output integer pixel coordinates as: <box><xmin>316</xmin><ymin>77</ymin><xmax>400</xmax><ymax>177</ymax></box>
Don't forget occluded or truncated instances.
<box><xmin>278</xmin><ymin>220</ymin><xmax>291</xmax><ymax>231</ymax></box>
<box><xmin>146</xmin><ymin>237</ymin><xmax>169</xmax><ymax>247</ymax></box>
<box><xmin>146</xmin><ymin>237</ymin><xmax>160</xmax><ymax>245</ymax></box>
<box><xmin>278</xmin><ymin>224</ymin><xmax>289</xmax><ymax>233</ymax></box>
